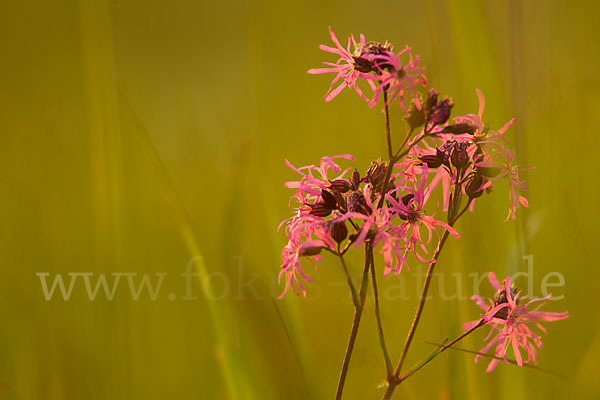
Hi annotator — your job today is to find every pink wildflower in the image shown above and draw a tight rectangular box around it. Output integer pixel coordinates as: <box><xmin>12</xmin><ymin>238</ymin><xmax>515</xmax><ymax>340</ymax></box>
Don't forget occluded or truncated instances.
<box><xmin>456</xmin><ymin>89</ymin><xmax>514</xmax><ymax>157</ymax></box>
<box><xmin>344</xmin><ymin>186</ymin><xmax>407</xmax><ymax>276</ymax></box>
<box><xmin>278</xmin><ymin>212</ymin><xmax>335</xmax><ymax>298</ymax></box>
<box><xmin>307</xmin><ymin>26</ymin><xmax>376</xmax><ymax>102</ymax></box>
<box><xmin>285</xmin><ymin>154</ymin><xmax>354</xmax><ymax>205</ymax></box>
<box><xmin>477</xmin><ymin>148</ymin><xmax>529</xmax><ymax>221</ymax></box>
<box><xmin>385</xmin><ymin>165</ymin><xmax>460</xmax><ymax>269</ymax></box>
<box><xmin>463</xmin><ymin>272</ymin><xmax>569</xmax><ymax>372</ymax></box>
<box><xmin>363</xmin><ymin>46</ymin><xmax>427</xmax><ymax>109</ymax></box>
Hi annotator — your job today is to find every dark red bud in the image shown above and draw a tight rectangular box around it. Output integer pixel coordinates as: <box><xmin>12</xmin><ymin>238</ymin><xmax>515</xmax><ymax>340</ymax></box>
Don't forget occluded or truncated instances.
<box><xmin>351</xmin><ymin>168</ymin><xmax>361</xmax><ymax>191</ymax></box>
<box><xmin>329</xmin><ymin>179</ymin><xmax>351</xmax><ymax>193</ymax></box>
<box><xmin>425</xmin><ymin>89</ymin><xmax>438</xmax><ymax>113</ymax></box>
<box><xmin>419</xmin><ymin>154</ymin><xmax>442</xmax><ymax>168</ymax></box>
<box><xmin>330</xmin><ymin>220</ymin><xmax>348</xmax><ymax>244</ymax></box>
<box><xmin>440</xmin><ymin>123</ymin><xmax>476</xmax><ymax>135</ymax></box>
<box><xmin>299</xmin><ymin>245</ymin><xmax>323</xmax><ymax>257</ymax></box>
<box><xmin>332</xmin><ymin>189</ymin><xmax>347</xmax><ymax>211</ymax></box>
<box><xmin>451</xmin><ymin>145</ymin><xmax>470</xmax><ymax>169</ymax></box>
<box><xmin>367</xmin><ymin>160</ymin><xmax>387</xmax><ymax>190</ymax></box>
<box><xmin>321</xmin><ymin>189</ymin><xmax>337</xmax><ymax>209</ymax></box>
<box><xmin>348</xmin><ymin>191</ymin><xmax>372</xmax><ymax>216</ymax></box>
<box><xmin>308</xmin><ymin>203</ymin><xmax>332</xmax><ymax>217</ymax></box>
<box><xmin>465</xmin><ymin>175</ymin><xmax>485</xmax><ymax>198</ymax></box>
<box><xmin>430</xmin><ymin>98</ymin><xmax>453</xmax><ymax>125</ymax></box>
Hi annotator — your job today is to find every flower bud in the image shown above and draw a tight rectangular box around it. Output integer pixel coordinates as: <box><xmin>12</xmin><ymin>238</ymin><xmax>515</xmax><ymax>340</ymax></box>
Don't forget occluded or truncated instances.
<box><xmin>419</xmin><ymin>154</ymin><xmax>442</xmax><ymax>168</ymax></box>
<box><xmin>450</xmin><ymin>143</ymin><xmax>470</xmax><ymax>169</ymax></box>
<box><xmin>465</xmin><ymin>175</ymin><xmax>485</xmax><ymax>198</ymax></box>
<box><xmin>367</xmin><ymin>160</ymin><xmax>387</xmax><ymax>190</ymax></box>
<box><xmin>351</xmin><ymin>168</ymin><xmax>361</xmax><ymax>191</ymax></box>
<box><xmin>328</xmin><ymin>179</ymin><xmax>351</xmax><ymax>193</ymax></box>
<box><xmin>321</xmin><ymin>189</ymin><xmax>337</xmax><ymax>209</ymax></box>
<box><xmin>332</xmin><ymin>189</ymin><xmax>347</xmax><ymax>211</ymax></box>
<box><xmin>308</xmin><ymin>202</ymin><xmax>333</xmax><ymax>217</ymax></box>
<box><xmin>424</xmin><ymin>89</ymin><xmax>438</xmax><ymax>114</ymax></box>
<box><xmin>440</xmin><ymin>123</ymin><xmax>476</xmax><ymax>135</ymax></box>
<box><xmin>330</xmin><ymin>220</ymin><xmax>348</xmax><ymax>244</ymax></box>
<box><xmin>492</xmin><ymin>284</ymin><xmax>519</xmax><ymax>319</ymax></box>
<box><xmin>430</xmin><ymin>98</ymin><xmax>453</xmax><ymax>125</ymax></box>
<box><xmin>405</xmin><ymin>101</ymin><xmax>425</xmax><ymax>130</ymax></box>
<box><xmin>299</xmin><ymin>244</ymin><xmax>323</xmax><ymax>257</ymax></box>
<box><xmin>348</xmin><ymin>191</ymin><xmax>372</xmax><ymax>215</ymax></box>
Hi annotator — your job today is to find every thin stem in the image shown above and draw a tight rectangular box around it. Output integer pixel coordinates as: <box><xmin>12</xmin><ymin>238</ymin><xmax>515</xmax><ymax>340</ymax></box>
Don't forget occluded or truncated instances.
<box><xmin>335</xmin><ymin>244</ymin><xmax>372</xmax><ymax>400</ymax></box>
<box><xmin>370</xmin><ymin>256</ymin><xmax>393</xmax><ymax>379</ymax></box>
<box><xmin>382</xmin><ymin>230</ymin><xmax>452</xmax><ymax>400</ymax></box>
<box><xmin>338</xmin><ymin>254</ymin><xmax>360</xmax><ymax>309</ymax></box>
<box><xmin>383</xmin><ymin>90</ymin><xmax>393</xmax><ymax>159</ymax></box>
<box><xmin>397</xmin><ymin>125</ymin><xmax>414</xmax><ymax>154</ymax></box>
<box><xmin>398</xmin><ymin>321</ymin><xmax>484</xmax><ymax>382</ymax></box>
<box><xmin>453</xmin><ymin>198</ymin><xmax>473</xmax><ymax>222</ymax></box>
<box><xmin>382</xmin><ymin>184</ymin><xmax>466</xmax><ymax>400</ymax></box>
<box><xmin>422</xmin><ymin>341</ymin><xmax>567</xmax><ymax>379</ymax></box>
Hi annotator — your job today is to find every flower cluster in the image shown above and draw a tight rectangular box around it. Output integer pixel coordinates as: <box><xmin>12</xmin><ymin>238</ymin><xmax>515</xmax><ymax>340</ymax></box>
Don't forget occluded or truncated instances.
<box><xmin>277</xmin><ymin>26</ymin><xmax>565</xmax><ymax>386</ymax></box>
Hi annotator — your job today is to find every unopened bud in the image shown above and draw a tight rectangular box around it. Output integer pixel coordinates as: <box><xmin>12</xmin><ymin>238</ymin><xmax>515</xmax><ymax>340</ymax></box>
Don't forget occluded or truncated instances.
<box><xmin>329</xmin><ymin>179</ymin><xmax>351</xmax><ymax>193</ymax></box>
<box><xmin>405</xmin><ymin>101</ymin><xmax>425</xmax><ymax>129</ymax></box>
<box><xmin>450</xmin><ymin>143</ymin><xmax>470</xmax><ymax>169</ymax></box>
<box><xmin>330</xmin><ymin>220</ymin><xmax>348</xmax><ymax>244</ymax></box>
<box><xmin>465</xmin><ymin>175</ymin><xmax>485</xmax><ymax>198</ymax></box>
<box><xmin>367</xmin><ymin>160</ymin><xmax>387</xmax><ymax>190</ymax></box>
<box><xmin>419</xmin><ymin>154</ymin><xmax>442</xmax><ymax>168</ymax></box>
<box><xmin>332</xmin><ymin>189</ymin><xmax>347</xmax><ymax>211</ymax></box>
<box><xmin>351</xmin><ymin>168</ymin><xmax>361</xmax><ymax>191</ymax></box>
<box><xmin>321</xmin><ymin>189</ymin><xmax>337</xmax><ymax>209</ymax></box>
<box><xmin>440</xmin><ymin>123</ymin><xmax>476</xmax><ymax>135</ymax></box>
<box><xmin>299</xmin><ymin>244</ymin><xmax>323</xmax><ymax>257</ymax></box>
<box><xmin>308</xmin><ymin>203</ymin><xmax>333</xmax><ymax>217</ymax></box>
<box><xmin>430</xmin><ymin>98</ymin><xmax>453</xmax><ymax>125</ymax></box>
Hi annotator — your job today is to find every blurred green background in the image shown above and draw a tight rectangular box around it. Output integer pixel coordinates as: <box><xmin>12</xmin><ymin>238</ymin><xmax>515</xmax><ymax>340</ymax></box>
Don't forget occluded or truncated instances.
<box><xmin>1</xmin><ymin>0</ymin><xmax>599</xmax><ymax>399</ymax></box>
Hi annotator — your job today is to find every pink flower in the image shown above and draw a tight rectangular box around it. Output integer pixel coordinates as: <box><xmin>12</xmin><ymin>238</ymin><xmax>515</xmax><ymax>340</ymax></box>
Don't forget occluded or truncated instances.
<box><xmin>456</xmin><ymin>89</ymin><xmax>514</xmax><ymax>156</ymax></box>
<box><xmin>278</xmin><ymin>212</ymin><xmax>335</xmax><ymax>298</ymax></box>
<box><xmin>385</xmin><ymin>165</ymin><xmax>460</xmax><ymax>270</ymax></box>
<box><xmin>344</xmin><ymin>186</ymin><xmax>407</xmax><ymax>276</ymax></box>
<box><xmin>463</xmin><ymin>273</ymin><xmax>569</xmax><ymax>372</ymax></box>
<box><xmin>279</xmin><ymin>238</ymin><xmax>325</xmax><ymax>298</ymax></box>
<box><xmin>363</xmin><ymin>46</ymin><xmax>427</xmax><ymax>109</ymax></box>
<box><xmin>284</xmin><ymin>154</ymin><xmax>354</xmax><ymax>205</ymax></box>
<box><xmin>477</xmin><ymin>148</ymin><xmax>529</xmax><ymax>221</ymax></box>
<box><xmin>307</xmin><ymin>27</ymin><xmax>376</xmax><ymax>102</ymax></box>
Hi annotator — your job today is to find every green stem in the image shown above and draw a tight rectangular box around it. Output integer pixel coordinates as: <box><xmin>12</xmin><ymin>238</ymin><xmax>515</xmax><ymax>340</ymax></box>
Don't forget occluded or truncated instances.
<box><xmin>370</xmin><ymin>256</ymin><xmax>393</xmax><ymax>379</ymax></box>
<box><xmin>383</xmin><ymin>90</ymin><xmax>393</xmax><ymax>160</ymax></box>
<box><xmin>398</xmin><ymin>321</ymin><xmax>484</xmax><ymax>382</ymax></box>
<box><xmin>335</xmin><ymin>244</ymin><xmax>372</xmax><ymax>400</ymax></box>
<box><xmin>338</xmin><ymin>253</ymin><xmax>360</xmax><ymax>309</ymax></box>
<box><xmin>382</xmin><ymin>184</ymin><xmax>467</xmax><ymax>400</ymax></box>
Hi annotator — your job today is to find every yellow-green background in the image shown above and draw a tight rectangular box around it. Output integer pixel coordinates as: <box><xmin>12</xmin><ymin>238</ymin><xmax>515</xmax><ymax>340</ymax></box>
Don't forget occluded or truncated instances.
<box><xmin>1</xmin><ymin>0</ymin><xmax>598</xmax><ymax>399</ymax></box>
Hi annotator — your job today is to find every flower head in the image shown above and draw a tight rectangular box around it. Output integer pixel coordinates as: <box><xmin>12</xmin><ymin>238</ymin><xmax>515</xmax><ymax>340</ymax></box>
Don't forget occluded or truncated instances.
<box><xmin>345</xmin><ymin>185</ymin><xmax>407</xmax><ymax>276</ymax></box>
<box><xmin>278</xmin><ymin>212</ymin><xmax>334</xmax><ymax>298</ymax></box>
<box><xmin>308</xmin><ymin>27</ymin><xmax>377</xmax><ymax>102</ymax></box>
<box><xmin>463</xmin><ymin>272</ymin><xmax>569</xmax><ymax>372</ymax></box>
<box><xmin>385</xmin><ymin>165</ymin><xmax>460</xmax><ymax>270</ymax></box>
<box><xmin>456</xmin><ymin>89</ymin><xmax>514</xmax><ymax>156</ymax></box>
<box><xmin>363</xmin><ymin>46</ymin><xmax>427</xmax><ymax>109</ymax></box>
<box><xmin>477</xmin><ymin>148</ymin><xmax>529</xmax><ymax>221</ymax></box>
